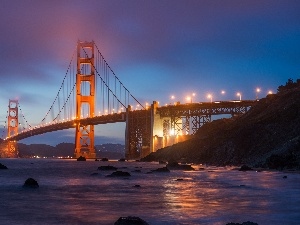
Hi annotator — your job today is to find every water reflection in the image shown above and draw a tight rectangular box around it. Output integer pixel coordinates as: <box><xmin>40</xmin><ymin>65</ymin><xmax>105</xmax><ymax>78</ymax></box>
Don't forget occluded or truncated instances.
<box><xmin>0</xmin><ymin>159</ymin><xmax>299</xmax><ymax>225</ymax></box>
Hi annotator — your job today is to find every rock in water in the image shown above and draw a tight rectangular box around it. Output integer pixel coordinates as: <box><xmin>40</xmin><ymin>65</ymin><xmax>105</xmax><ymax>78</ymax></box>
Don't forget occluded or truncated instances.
<box><xmin>0</xmin><ymin>163</ymin><xmax>8</xmax><ymax>169</ymax></box>
<box><xmin>166</xmin><ymin>161</ymin><xmax>195</xmax><ymax>171</ymax></box>
<box><xmin>23</xmin><ymin>178</ymin><xmax>39</xmax><ymax>188</ymax></box>
<box><xmin>107</xmin><ymin>171</ymin><xmax>131</xmax><ymax>177</ymax></box>
<box><xmin>98</xmin><ymin>165</ymin><xmax>118</xmax><ymax>171</ymax></box>
<box><xmin>151</xmin><ymin>166</ymin><xmax>170</xmax><ymax>172</ymax></box>
<box><xmin>114</xmin><ymin>216</ymin><xmax>149</xmax><ymax>225</ymax></box>
<box><xmin>242</xmin><ymin>222</ymin><xmax>258</xmax><ymax>225</ymax></box>
<box><xmin>239</xmin><ymin>165</ymin><xmax>253</xmax><ymax>171</ymax></box>
<box><xmin>226</xmin><ymin>221</ymin><xmax>258</xmax><ymax>225</ymax></box>
<box><xmin>77</xmin><ymin>156</ymin><xmax>86</xmax><ymax>161</ymax></box>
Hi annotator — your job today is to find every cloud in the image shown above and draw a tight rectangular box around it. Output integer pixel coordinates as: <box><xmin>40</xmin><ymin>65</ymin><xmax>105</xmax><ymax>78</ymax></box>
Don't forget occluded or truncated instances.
<box><xmin>0</xmin><ymin>0</ymin><xmax>299</xmax><ymax>145</ymax></box>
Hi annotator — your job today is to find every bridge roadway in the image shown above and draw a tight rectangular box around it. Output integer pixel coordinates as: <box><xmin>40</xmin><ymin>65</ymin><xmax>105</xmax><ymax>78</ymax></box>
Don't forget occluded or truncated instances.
<box><xmin>6</xmin><ymin>112</ymin><xmax>127</xmax><ymax>142</ymax></box>
<box><xmin>4</xmin><ymin>100</ymin><xmax>257</xmax><ymax>143</ymax></box>
<box><xmin>157</xmin><ymin>100</ymin><xmax>257</xmax><ymax>117</ymax></box>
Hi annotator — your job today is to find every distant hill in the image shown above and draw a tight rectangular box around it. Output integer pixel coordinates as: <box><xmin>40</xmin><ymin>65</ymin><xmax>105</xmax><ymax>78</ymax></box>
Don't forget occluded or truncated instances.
<box><xmin>142</xmin><ymin>79</ymin><xmax>300</xmax><ymax>170</ymax></box>
<box><xmin>18</xmin><ymin>143</ymin><xmax>125</xmax><ymax>159</ymax></box>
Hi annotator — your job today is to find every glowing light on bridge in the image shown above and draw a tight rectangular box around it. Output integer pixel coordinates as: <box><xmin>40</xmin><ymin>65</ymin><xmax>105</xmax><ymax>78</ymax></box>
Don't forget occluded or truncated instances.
<box><xmin>256</xmin><ymin>88</ymin><xmax>261</xmax><ymax>99</ymax></box>
<box><xmin>170</xmin><ymin>128</ymin><xmax>175</xmax><ymax>136</ymax></box>
<box><xmin>186</xmin><ymin>96</ymin><xmax>191</xmax><ymax>103</ymax></box>
<box><xmin>237</xmin><ymin>92</ymin><xmax>242</xmax><ymax>101</ymax></box>
<box><xmin>192</xmin><ymin>93</ymin><xmax>196</xmax><ymax>103</ymax></box>
<box><xmin>207</xmin><ymin>94</ymin><xmax>212</xmax><ymax>103</ymax></box>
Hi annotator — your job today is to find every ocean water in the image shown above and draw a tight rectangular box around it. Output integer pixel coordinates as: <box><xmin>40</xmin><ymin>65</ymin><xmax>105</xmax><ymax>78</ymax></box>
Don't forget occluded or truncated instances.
<box><xmin>0</xmin><ymin>159</ymin><xmax>299</xmax><ymax>225</ymax></box>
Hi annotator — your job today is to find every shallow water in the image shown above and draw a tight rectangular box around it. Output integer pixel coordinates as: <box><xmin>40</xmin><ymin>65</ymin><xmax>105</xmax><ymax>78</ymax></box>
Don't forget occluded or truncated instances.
<box><xmin>0</xmin><ymin>159</ymin><xmax>299</xmax><ymax>225</ymax></box>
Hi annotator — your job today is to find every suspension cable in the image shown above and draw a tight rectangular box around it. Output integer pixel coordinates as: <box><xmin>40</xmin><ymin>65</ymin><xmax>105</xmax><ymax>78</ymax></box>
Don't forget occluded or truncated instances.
<box><xmin>41</xmin><ymin>47</ymin><xmax>76</xmax><ymax>123</ymax></box>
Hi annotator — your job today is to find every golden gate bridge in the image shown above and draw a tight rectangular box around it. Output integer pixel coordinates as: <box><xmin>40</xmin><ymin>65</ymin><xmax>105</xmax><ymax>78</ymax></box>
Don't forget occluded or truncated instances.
<box><xmin>0</xmin><ymin>41</ymin><xmax>257</xmax><ymax>159</ymax></box>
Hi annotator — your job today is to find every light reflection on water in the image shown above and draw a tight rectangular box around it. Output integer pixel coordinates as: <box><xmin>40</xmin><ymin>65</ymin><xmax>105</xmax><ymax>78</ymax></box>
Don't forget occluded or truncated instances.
<box><xmin>0</xmin><ymin>159</ymin><xmax>299</xmax><ymax>225</ymax></box>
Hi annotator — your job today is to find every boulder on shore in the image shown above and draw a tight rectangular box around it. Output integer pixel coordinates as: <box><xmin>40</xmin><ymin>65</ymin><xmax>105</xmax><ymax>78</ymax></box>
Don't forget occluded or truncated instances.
<box><xmin>151</xmin><ymin>166</ymin><xmax>170</xmax><ymax>173</ymax></box>
<box><xmin>226</xmin><ymin>221</ymin><xmax>258</xmax><ymax>225</ymax></box>
<box><xmin>0</xmin><ymin>163</ymin><xmax>8</xmax><ymax>169</ymax></box>
<box><xmin>77</xmin><ymin>156</ymin><xmax>86</xmax><ymax>161</ymax></box>
<box><xmin>98</xmin><ymin>165</ymin><xmax>118</xmax><ymax>171</ymax></box>
<box><xmin>23</xmin><ymin>178</ymin><xmax>39</xmax><ymax>188</ymax></box>
<box><xmin>114</xmin><ymin>216</ymin><xmax>149</xmax><ymax>225</ymax></box>
<box><xmin>166</xmin><ymin>161</ymin><xmax>195</xmax><ymax>171</ymax></box>
<box><xmin>107</xmin><ymin>171</ymin><xmax>131</xmax><ymax>177</ymax></box>
<box><xmin>239</xmin><ymin>165</ymin><xmax>253</xmax><ymax>171</ymax></box>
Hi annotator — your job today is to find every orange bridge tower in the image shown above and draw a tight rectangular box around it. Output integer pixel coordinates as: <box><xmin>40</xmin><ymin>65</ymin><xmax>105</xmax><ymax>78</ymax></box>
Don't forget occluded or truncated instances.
<box><xmin>7</xmin><ymin>99</ymin><xmax>19</xmax><ymax>157</ymax></box>
<box><xmin>74</xmin><ymin>41</ymin><xmax>96</xmax><ymax>159</ymax></box>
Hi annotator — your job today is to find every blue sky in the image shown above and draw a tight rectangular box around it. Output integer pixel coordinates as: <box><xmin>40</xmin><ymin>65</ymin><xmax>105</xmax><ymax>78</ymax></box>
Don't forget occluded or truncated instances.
<box><xmin>0</xmin><ymin>0</ymin><xmax>299</xmax><ymax>145</ymax></box>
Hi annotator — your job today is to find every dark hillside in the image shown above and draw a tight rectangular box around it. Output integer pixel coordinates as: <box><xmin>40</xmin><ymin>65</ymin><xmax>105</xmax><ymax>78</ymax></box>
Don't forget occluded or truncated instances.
<box><xmin>142</xmin><ymin>79</ymin><xmax>300</xmax><ymax>169</ymax></box>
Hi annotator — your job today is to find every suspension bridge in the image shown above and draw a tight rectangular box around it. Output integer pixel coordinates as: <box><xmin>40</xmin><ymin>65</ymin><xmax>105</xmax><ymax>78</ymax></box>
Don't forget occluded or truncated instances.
<box><xmin>0</xmin><ymin>41</ymin><xmax>257</xmax><ymax>159</ymax></box>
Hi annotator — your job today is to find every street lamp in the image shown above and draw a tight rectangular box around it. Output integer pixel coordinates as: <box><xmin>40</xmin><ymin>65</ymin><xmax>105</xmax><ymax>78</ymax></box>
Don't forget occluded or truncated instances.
<box><xmin>207</xmin><ymin>94</ymin><xmax>212</xmax><ymax>103</ymax></box>
<box><xmin>237</xmin><ymin>92</ymin><xmax>241</xmax><ymax>101</ymax></box>
<box><xmin>192</xmin><ymin>93</ymin><xmax>196</xmax><ymax>103</ymax></box>
<box><xmin>268</xmin><ymin>90</ymin><xmax>273</xmax><ymax>95</ymax></box>
<box><xmin>256</xmin><ymin>88</ymin><xmax>261</xmax><ymax>100</ymax></box>
<box><xmin>170</xmin><ymin>95</ymin><xmax>175</xmax><ymax>105</ymax></box>
<box><xmin>186</xmin><ymin>96</ymin><xmax>191</xmax><ymax>103</ymax></box>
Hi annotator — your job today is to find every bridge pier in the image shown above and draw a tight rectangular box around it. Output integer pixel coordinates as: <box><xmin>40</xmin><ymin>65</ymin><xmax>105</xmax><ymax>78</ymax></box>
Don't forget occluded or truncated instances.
<box><xmin>125</xmin><ymin>105</ymin><xmax>151</xmax><ymax>160</ymax></box>
<box><xmin>150</xmin><ymin>101</ymin><xmax>192</xmax><ymax>154</ymax></box>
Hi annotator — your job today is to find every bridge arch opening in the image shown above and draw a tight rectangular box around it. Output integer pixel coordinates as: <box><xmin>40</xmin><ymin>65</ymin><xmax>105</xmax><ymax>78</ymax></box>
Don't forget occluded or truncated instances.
<box><xmin>79</xmin><ymin>63</ymin><xmax>92</xmax><ymax>75</ymax></box>
<box><xmin>79</xmin><ymin>46</ymin><xmax>93</xmax><ymax>59</ymax></box>
<box><xmin>80</xmin><ymin>81</ymin><xmax>92</xmax><ymax>96</ymax></box>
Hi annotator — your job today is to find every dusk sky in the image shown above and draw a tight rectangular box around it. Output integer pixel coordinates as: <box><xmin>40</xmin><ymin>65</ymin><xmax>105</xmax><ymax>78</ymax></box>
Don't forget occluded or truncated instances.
<box><xmin>0</xmin><ymin>0</ymin><xmax>299</xmax><ymax>145</ymax></box>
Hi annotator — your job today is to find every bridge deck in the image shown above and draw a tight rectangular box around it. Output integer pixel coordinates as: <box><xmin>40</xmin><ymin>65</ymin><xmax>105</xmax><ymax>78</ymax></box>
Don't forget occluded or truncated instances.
<box><xmin>4</xmin><ymin>100</ymin><xmax>257</xmax><ymax>142</ymax></box>
<box><xmin>158</xmin><ymin>100</ymin><xmax>257</xmax><ymax>117</ymax></box>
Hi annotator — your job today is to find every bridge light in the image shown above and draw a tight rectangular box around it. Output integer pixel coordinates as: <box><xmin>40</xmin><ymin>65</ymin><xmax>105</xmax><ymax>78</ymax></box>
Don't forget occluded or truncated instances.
<box><xmin>256</xmin><ymin>88</ymin><xmax>261</xmax><ymax>100</ymax></box>
<box><xmin>207</xmin><ymin>94</ymin><xmax>212</xmax><ymax>103</ymax></box>
<box><xmin>237</xmin><ymin>92</ymin><xmax>242</xmax><ymax>101</ymax></box>
<box><xmin>192</xmin><ymin>93</ymin><xmax>196</xmax><ymax>103</ymax></box>
<box><xmin>170</xmin><ymin>128</ymin><xmax>175</xmax><ymax>136</ymax></box>
<box><xmin>186</xmin><ymin>96</ymin><xmax>191</xmax><ymax>103</ymax></box>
